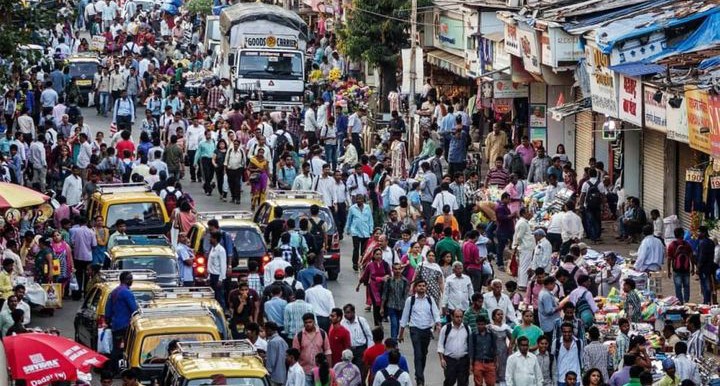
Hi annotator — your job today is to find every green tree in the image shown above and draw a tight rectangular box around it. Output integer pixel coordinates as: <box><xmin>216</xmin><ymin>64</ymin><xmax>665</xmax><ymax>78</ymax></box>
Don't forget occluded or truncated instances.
<box><xmin>0</xmin><ymin>0</ymin><xmax>58</xmax><ymax>82</ymax></box>
<box><xmin>186</xmin><ymin>0</ymin><xmax>214</xmax><ymax>16</ymax></box>
<box><xmin>338</xmin><ymin>0</ymin><xmax>426</xmax><ymax>109</ymax></box>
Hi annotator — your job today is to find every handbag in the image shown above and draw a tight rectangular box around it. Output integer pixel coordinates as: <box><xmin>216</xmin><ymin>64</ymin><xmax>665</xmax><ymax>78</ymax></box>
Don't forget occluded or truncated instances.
<box><xmin>97</xmin><ymin>328</ymin><xmax>113</xmax><ymax>354</ymax></box>
<box><xmin>509</xmin><ymin>250</ymin><xmax>519</xmax><ymax>277</ymax></box>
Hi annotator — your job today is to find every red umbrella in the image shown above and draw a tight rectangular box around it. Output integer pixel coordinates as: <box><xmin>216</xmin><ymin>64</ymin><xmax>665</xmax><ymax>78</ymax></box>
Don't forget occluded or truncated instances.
<box><xmin>4</xmin><ymin>333</ymin><xmax>108</xmax><ymax>385</ymax></box>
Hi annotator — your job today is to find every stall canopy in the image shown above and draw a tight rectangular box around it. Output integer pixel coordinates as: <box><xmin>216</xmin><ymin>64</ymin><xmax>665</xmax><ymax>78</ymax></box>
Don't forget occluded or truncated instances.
<box><xmin>219</xmin><ymin>2</ymin><xmax>309</xmax><ymax>41</ymax></box>
<box><xmin>0</xmin><ymin>183</ymin><xmax>48</xmax><ymax>209</ymax></box>
<box><xmin>426</xmin><ymin>49</ymin><xmax>467</xmax><ymax>78</ymax></box>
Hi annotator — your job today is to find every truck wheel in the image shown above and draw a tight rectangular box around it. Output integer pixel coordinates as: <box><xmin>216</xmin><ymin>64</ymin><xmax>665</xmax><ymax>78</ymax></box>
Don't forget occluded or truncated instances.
<box><xmin>328</xmin><ymin>269</ymin><xmax>339</xmax><ymax>281</ymax></box>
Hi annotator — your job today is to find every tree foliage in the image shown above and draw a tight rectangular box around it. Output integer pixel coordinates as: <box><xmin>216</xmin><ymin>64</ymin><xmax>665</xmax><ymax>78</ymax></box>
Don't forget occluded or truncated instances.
<box><xmin>186</xmin><ymin>0</ymin><xmax>214</xmax><ymax>16</ymax></box>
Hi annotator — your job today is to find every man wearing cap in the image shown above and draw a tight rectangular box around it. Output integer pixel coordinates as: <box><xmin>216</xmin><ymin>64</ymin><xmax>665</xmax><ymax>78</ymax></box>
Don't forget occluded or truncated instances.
<box><xmin>531</xmin><ymin>229</ymin><xmax>552</xmax><ymax>274</ymax></box>
<box><xmin>656</xmin><ymin>358</ymin><xmax>680</xmax><ymax>386</ymax></box>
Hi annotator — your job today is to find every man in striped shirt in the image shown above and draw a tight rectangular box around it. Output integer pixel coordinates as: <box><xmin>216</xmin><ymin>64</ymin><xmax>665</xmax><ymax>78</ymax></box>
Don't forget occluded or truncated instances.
<box><xmin>485</xmin><ymin>157</ymin><xmax>509</xmax><ymax>188</ymax></box>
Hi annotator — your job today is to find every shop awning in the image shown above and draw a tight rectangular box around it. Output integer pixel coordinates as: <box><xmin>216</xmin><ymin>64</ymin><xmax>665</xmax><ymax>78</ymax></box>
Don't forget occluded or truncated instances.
<box><xmin>426</xmin><ymin>49</ymin><xmax>467</xmax><ymax>78</ymax></box>
<box><xmin>608</xmin><ymin>62</ymin><xmax>666</xmax><ymax>77</ymax></box>
<box><xmin>547</xmin><ymin>98</ymin><xmax>591</xmax><ymax>122</ymax></box>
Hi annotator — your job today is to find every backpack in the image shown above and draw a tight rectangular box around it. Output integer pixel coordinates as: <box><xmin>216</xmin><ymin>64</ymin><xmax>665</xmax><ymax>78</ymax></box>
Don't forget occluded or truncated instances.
<box><xmin>585</xmin><ymin>179</ymin><xmax>603</xmax><ymax>210</ymax></box>
<box><xmin>274</xmin><ymin>130</ymin><xmax>290</xmax><ymax>158</ymax></box>
<box><xmin>380</xmin><ymin>369</ymin><xmax>404</xmax><ymax>386</ymax></box>
<box><xmin>308</xmin><ymin>218</ymin><xmax>326</xmax><ymax>253</ymax></box>
<box><xmin>509</xmin><ymin>152</ymin><xmax>526</xmax><ymax>179</ymax></box>
<box><xmin>164</xmin><ymin>188</ymin><xmax>179</xmax><ymax>213</ymax></box>
<box><xmin>408</xmin><ymin>294</ymin><xmax>434</xmax><ymax>319</ymax></box>
<box><xmin>673</xmin><ymin>241</ymin><xmax>693</xmax><ymax>273</ymax></box>
<box><xmin>574</xmin><ymin>290</ymin><xmax>594</xmax><ymax>327</ymax></box>
<box><xmin>297</xmin><ymin>329</ymin><xmax>326</xmax><ymax>347</ymax></box>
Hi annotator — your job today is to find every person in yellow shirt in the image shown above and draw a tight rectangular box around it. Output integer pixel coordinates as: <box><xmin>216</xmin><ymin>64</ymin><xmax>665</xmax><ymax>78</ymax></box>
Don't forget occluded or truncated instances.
<box><xmin>655</xmin><ymin>359</ymin><xmax>680</xmax><ymax>386</ymax></box>
<box><xmin>0</xmin><ymin>258</ymin><xmax>15</xmax><ymax>308</ymax></box>
<box><xmin>484</xmin><ymin>123</ymin><xmax>508</xmax><ymax>167</ymax></box>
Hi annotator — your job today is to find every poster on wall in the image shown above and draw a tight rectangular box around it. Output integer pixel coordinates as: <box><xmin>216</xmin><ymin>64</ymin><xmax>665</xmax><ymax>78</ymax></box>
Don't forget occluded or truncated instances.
<box><xmin>504</xmin><ymin>24</ymin><xmax>521</xmax><ymax>57</ymax></box>
<box><xmin>435</xmin><ymin>15</ymin><xmax>464</xmax><ymax>51</ymax></box>
<box><xmin>618</xmin><ymin>74</ymin><xmax>642</xmax><ymax>126</ymax></box>
<box><xmin>586</xmin><ymin>45</ymin><xmax>618</xmax><ymax>118</ymax></box>
<box><xmin>708</xmin><ymin>94</ymin><xmax>720</xmax><ymax>158</ymax></box>
<box><xmin>643</xmin><ymin>85</ymin><xmax>667</xmax><ymax>132</ymax></box>
<box><xmin>686</xmin><ymin>88</ymin><xmax>712</xmax><ymax>154</ymax></box>
<box><xmin>666</xmin><ymin>95</ymin><xmax>688</xmax><ymax>143</ymax></box>
<box><xmin>529</xmin><ymin>82</ymin><xmax>547</xmax><ymax>103</ymax></box>
<box><xmin>530</xmin><ymin>127</ymin><xmax>546</xmax><ymax>148</ymax></box>
<box><xmin>529</xmin><ymin>104</ymin><xmax>547</xmax><ymax>127</ymax></box>
<box><xmin>517</xmin><ymin>27</ymin><xmax>541</xmax><ymax>75</ymax></box>
<box><xmin>494</xmin><ymin>98</ymin><xmax>513</xmax><ymax>114</ymax></box>
<box><xmin>493</xmin><ymin>79</ymin><xmax>529</xmax><ymax>98</ymax></box>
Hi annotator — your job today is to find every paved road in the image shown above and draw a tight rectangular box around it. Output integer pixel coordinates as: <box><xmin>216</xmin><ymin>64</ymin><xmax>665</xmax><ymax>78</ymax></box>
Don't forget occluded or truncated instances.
<box><xmin>31</xmin><ymin>107</ymin><xmax>708</xmax><ymax>385</ymax></box>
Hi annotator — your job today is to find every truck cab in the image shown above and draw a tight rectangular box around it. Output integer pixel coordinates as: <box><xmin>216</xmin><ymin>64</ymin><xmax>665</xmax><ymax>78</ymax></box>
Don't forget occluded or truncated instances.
<box><xmin>218</xmin><ymin>3</ymin><xmax>309</xmax><ymax>112</ymax></box>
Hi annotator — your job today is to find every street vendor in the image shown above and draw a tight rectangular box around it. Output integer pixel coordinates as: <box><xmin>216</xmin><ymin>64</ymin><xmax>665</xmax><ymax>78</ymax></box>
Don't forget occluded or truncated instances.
<box><xmin>595</xmin><ymin>252</ymin><xmax>622</xmax><ymax>297</ymax></box>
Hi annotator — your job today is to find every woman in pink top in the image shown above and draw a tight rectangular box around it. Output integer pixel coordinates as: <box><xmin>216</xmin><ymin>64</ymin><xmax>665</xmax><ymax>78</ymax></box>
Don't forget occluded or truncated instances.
<box><xmin>503</xmin><ymin>174</ymin><xmax>523</xmax><ymax>215</ymax></box>
<box><xmin>356</xmin><ymin>248</ymin><xmax>390</xmax><ymax>326</ymax></box>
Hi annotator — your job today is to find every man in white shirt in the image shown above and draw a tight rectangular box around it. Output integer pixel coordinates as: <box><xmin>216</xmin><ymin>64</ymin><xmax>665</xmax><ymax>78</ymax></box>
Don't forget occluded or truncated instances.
<box><xmin>185</xmin><ymin>116</ymin><xmax>204</xmax><ymax>181</ymax></box>
<box><xmin>341</xmin><ymin>304</ymin><xmax>373</xmax><ymax>378</ymax></box>
<box><xmin>207</xmin><ymin>231</ymin><xmax>227</xmax><ymax>308</ymax></box>
<box><xmin>377</xmin><ymin>235</ymin><xmax>400</xmax><ymax>267</ymax></box>
<box><xmin>309</xmin><ymin>149</ymin><xmax>327</xmax><ymax>177</ymax></box>
<box><xmin>292</xmin><ymin>162</ymin><xmax>314</xmax><ymax>191</ymax></box>
<box><xmin>483</xmin><ymin>279</ymin><xmax>517</xmax><ymax>325</ymax></box>
<box><xmin>560</xmin><ymin>201</ymin><xmax>583</xmax><ymax>256</ymax></box>
<box><xmin>346</xmin><ymin>164</ymin><xmax>370</xmax><ymax>198</ymax></box>
<box><xmin>442</xmin><ymin>262</ymin><xmax>473</xmax><ymax>314</ymax></box>
<box><xmin>505</xmin><ymin>336</ymin><xmax>543</xmax><ymax>386</ymax></box>
<box><xmin>285</xmin><ymin>348</ymin><xmax>307</xmax><ymax>386</ymax></box>
<box><xmin>304</xmin><ymin>103</ymin><xmax>319</xmax><ymax>146</ymax></box>
<box><xmin>382</xmin><ymin>178</ymin><xmax>406</xmax><ymax>210</ymax></box>
<box><xmin>305</xmin><ymin>273</ymin><xmax>335</xmax><ymax>331</ymax></box>
<box><xmin>337</xmin><ymin>138</ymin><xmax>357</xmax><ymax>170</ymax></box>
<box><xmin>76</xmin><ymin>133</ymin><xmax>93</xmax><ymax>182</ymax></box>
<box><xmin>373</xmin><ymin>350</ymin><xmax>412</xmax><ymax>386</ymax></box>
<box><xmin>313</xmin><ymin>164</ymin><xmax>335</xmax><ymax>207</ymax></box>
<box><xmin>432</xmin><ymin>184</ymin><xmax>459</xmax><ymax>216</ymax></box>
<box><xmin>62</xmin><ymin>166</ymin><xmax>83</xmax><ymax>206</ymax></box>
<box><xmin>348</xmin><ymin>107</ymin><xmax>365</xmax><ymax>155</ymax></box>
<box><xmin>512</xmin><ymin>208</ymin><xmax>536</xmax><ymax>289</ymax></box>
<box><xmin>437</xmin><ymin>309</ymin><xmax>470</xmax><ymax>386</ymax></box>
<box><xmin>531</xmin><ymin>229</ymin><xmax>553</xmax><ymax>274</ymax></box>
<box><xmin>264</xmin><ymin>255</ymin><xmax>291</xmax><ymax>285</ymax></box>
<box><xmin>28</xmin><ymin>135</ymin><xmax>48</xmax><ymax>192</ymax></box>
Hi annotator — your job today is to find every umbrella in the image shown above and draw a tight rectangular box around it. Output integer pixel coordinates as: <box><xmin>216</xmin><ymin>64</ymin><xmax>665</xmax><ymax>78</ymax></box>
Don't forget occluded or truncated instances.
<box><xmin>0</xmin><ymin>183</ymin><xmax>49</xmax><ymax>209</ymax></box>
<box><xmin>4</xmin><ymin>333</ymin><xmax>108</xmax><ymax>384</ymax></box>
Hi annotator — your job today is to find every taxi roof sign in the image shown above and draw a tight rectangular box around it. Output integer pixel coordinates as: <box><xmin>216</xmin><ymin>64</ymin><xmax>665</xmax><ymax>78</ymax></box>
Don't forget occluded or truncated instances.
<box><xmin>136</xmin><ymin>303</ymin><xmax>212</xmax><ymax>318</ymax></box>
<box><xmin>96</xmin><ymin>183</ymin><xmax>151</xmax><ymax>194</ymax></box>
<box><xmin>267</xmin><ymin>190</ymin><xmax>323</xmax><ymax>201</ymax></box>
<box><xmin>177</xmin><ymin>340</ymin><xmax>257</xmax><ymax>359</ymax></box>
<box><xmin>196</xmin><ymin>211</ymin><xmax>254</xmax><ymax>221</ymax></box>
<box><xmin>100</xmin><ymin>269</ymin><xmax>157</xmax><ymax>282</ymax></box>
<box><xmin>153</xmin><ymin>287</ymin><xmax>215</xmax><ymax>299</ymax></box>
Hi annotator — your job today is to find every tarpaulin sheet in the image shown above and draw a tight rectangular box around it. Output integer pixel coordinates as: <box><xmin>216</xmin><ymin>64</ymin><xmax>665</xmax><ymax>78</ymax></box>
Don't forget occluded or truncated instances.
<box><xmin>594</xmin><ymin>1</ymin><xmax>719</xmax><ymax>54</ymax></box>
<box><xmin>699</xmin><ymin>55</ymin><xmax>720</xmax><ymax>70</ymax></box>
<box><xmin>219</xmin><ymin>2</ymin><xmax>308</xmax><ymax>40</ymax></box>
<box><xmin>650</xmin><ymin>12</ymin><xmax>720</xmax><ymax>62</ymax></box>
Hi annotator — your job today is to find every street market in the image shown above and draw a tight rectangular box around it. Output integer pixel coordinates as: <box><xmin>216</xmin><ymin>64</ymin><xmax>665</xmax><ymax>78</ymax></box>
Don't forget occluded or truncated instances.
<box><xmin>4</xmin><ymin>0</ymin><xmax>720</xmax><ymax>385</ymax></box>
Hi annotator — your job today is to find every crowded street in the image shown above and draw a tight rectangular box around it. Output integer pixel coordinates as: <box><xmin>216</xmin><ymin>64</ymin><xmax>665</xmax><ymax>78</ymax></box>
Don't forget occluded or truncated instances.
<box><xmin>5</xmin><ymin>0</ymin><xmax>720</xmax><ymax>385</ymax></box>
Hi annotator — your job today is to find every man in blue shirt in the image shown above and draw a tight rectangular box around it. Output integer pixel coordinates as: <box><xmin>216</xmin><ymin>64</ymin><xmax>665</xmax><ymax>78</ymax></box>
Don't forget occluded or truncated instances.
<box><xmin>113</xmin><ymin>90</ymin><xmax>135</xmax><ymax>131</ymax></box>
<box><xmin>334</xmin><ymin>105</ymin><xmax>348</xmax><ymax>155</ymax></box>
<box><xmin>297</xmin><ymin>254</ymin><xmax>327</xmax><ymax>289</ymax></box>
<box><xmin>40</xmin><ymin>82</ymin><xmax>59</xmax><ymax>116</ymax></box>
<box><xmin>50</xmin><ymin>67</ymin><xmax>66</xmax><ymax>96</ymax></box>
<box><xmin>371</xmin><ymin>338</ymin><xmax>410</xmax><ymax>374</ymax></box>
<box><xmin>104</xmin><ymin>271</ymin><xmax>138</xmax><ymax>374</ymax></box>
<box><xmin>447</xmin><ymin>125</ymin><xmax>468</xmax><ymax>177</ymax></box>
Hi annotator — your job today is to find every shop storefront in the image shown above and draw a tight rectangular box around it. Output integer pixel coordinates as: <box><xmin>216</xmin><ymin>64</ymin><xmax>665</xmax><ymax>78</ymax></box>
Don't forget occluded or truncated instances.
<box><xmin>642</xmin><ymin>83</ymin><xmax>670</xmax><ymax>216</ymax></box>
<box><xmin>424</xmin><ymin>9</ymin><xmax>476</xmax><ymax>100</ymax></box>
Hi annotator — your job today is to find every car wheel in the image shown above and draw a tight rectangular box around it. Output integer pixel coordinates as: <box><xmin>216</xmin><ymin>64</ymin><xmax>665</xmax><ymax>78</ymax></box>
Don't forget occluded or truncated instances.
<box><xmin>328</xmin><ymin>269</ymin><xmax>339</xmax><ymax>281</ymax></box>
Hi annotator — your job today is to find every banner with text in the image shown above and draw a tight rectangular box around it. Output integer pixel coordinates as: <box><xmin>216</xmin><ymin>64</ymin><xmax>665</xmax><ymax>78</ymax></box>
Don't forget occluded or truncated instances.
<box><xmin>643</xmin><ymin>85</ymin><xmax>667</xmax><ymax>133</ymax></box>
<box><xmin>686</xmin><ymin>88</ymin><xmax>712</xmax><ymax>154</ymax></box>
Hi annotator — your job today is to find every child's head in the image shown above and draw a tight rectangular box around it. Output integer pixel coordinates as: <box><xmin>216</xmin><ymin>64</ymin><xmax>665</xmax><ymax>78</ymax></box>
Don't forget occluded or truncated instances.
<box><xmin>505</xmin><ymin>280</ymin><xmax>517</xmax><ymax>293</ymax></box>
<box><xmin>650</xmin><ymin>209</ymin><xmax>660</xmax><ymax>219</ymax></box>
<box><xmin>564</xmin><ymin>371</ymin><xmax>577</xmax><ymax>386</ymax></box>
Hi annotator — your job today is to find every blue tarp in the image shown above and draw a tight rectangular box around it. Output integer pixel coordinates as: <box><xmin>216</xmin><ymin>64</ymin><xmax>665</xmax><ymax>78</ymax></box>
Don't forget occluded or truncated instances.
<box><xmin>650</xmin><ymin>12</ymin><xmax>720</xmax><ymax>62</ymax></box>
<box><xmin>594</xmin><ymin>3</ymin><xmax>720</xmax><ymax>54</ymax></box>
<box><xmin>608</xmin><ymin>62</ymin><xmax>665</xmax><ymax>77</ymax></box>
<box><xmin>699</xmin><ymin>56</ymin><xmax>720</xmax><ymax>71</ymax></box>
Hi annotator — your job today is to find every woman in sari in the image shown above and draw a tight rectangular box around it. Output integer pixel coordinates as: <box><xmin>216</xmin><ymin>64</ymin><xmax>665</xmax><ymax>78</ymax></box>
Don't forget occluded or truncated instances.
<box><xmin>356</xmin><ymin>248</ymin><xmax>390</xmax><ymax>326</ymax></box>
<box><xmin>400</xmin><ymin>242</ymin><xmax>424</xmax><ymax>281</ymax></box>
<box><xmin>359</xmin><ymin>227</ymin><xmax>383</xmax><ymax>269</ymax></box>
<box><xmin>170</xmin><ymin>200</ymin><xmax>197</xmax><ymax>248</ymax></box>
<box><xmin>92</xmin><ymin>215</ymin><xmax>109</xmax><ymax>268</ymax></box>
<box><xmin>247</xmin><ymin>147</ymin><xmax>269</xmax><ymax>211</ymax></box>
<box><xmin>412</xmin><ymin>250</ymin><xmax>444</xmax><ymax>306</ymax></box>
<box><xmin>50</xmin><ymin>230</ymin><xmax>73</xmax><ymax>293</ymax></box>
<box><xmin>333</xmin><ymin>350</ymin><xmax>361</xmax><ymax>386</ymax></box>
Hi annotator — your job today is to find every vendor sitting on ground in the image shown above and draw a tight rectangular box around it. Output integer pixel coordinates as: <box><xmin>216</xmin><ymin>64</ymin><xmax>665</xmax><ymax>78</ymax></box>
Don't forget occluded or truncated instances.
<box><xmin>617</xmin><ymin>197</ymin><xmax>647</xmax><ymax>242</ymax></box>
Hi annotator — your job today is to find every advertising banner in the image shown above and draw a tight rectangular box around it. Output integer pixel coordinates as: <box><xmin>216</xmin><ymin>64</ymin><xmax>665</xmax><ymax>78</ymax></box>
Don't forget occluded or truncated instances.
<box><xmin>643</xmin><ymin>84</ymin><xmax>667</xmax><ymax>132</ymax></box>
<box><xmin>618</xmin><ymin>74</ymin><xmax>642</xmax><ymax>126</ymax></box>
<box><xmin>686</xmin><ymin>88</ymin><xmax>711</xmax><ymax>154</ymax></box>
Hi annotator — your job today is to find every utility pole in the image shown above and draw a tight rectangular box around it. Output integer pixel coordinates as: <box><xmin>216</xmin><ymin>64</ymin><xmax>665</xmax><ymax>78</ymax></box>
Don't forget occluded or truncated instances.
<box><xmin>408</xmin><ymin>0</ymin><xmax>417</xmax><ymax>156</ymax></box>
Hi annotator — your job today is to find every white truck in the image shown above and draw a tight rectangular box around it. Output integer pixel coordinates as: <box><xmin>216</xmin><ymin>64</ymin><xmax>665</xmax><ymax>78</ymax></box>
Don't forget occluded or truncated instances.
<box><xmin>218</xmin><ymin>2</ymin><xmax>308</xmax><ymax>112</ymax></box>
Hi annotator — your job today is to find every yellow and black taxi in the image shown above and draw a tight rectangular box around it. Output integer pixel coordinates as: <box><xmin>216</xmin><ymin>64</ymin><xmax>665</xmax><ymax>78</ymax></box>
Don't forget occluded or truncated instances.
<box><xmin>187</xmin><ymin>211</ymin><xmax>268</xmax><ymax>284</ymax></box>
<box><xmin>121</xmin><ymin>304</ymin><xmax>222</xmax><ymax>384</ymax></box>
<box><xmin>161</xmin><ymin>340</ymin><xmax>268</xmax><ymax>386</ymax></box>
<box><xmin>86</xmin><ymin>183</ymin><xmax>170</xmax><ymax>235</ymax></box>
<box><xmin>108</xmin><ymin>235</ymin><xmax>179</xmax><ymax>287</ymax></box>
<box><xmin>74</xmin><ymin>269</ymin><xmax>161</xmax><ymax>351</ymax></box>
<box><xmin>149</xmin><ymin>287</ymin><xmax>230</xmax><ymax>340</ymax></box>
<box><xmin>63</xmin><ymin>53</ymin><xmax>101</xmax><ymax>106</ymax></box>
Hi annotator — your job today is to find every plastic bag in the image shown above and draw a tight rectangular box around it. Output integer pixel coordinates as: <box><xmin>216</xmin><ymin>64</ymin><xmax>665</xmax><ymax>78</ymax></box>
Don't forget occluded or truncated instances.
<box><xmin>87</xmin><ymin>92</ymin><xmax>95</xmax><ymax>107</ymax></box>
<box><xmin>69</xmin><ymin>276</ymin><xmax>79</xmax><ymax>292</ymax></box>
<box><xmin>223</xmin><ymin>174</ymin><xmax>229</xmax><ymax>193</ymax></box>
<box><xmin>97</xmin><ymin>328</ymin><xmax>112</xmax><ymax>354</ymax></box>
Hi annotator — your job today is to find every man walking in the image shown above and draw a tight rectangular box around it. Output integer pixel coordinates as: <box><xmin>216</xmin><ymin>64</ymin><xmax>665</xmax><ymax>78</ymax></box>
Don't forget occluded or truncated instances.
<box><xmin>442</xmin><ymin>261</ymin><xmax>472</xmax><ymax>317</ymax></box>
<box><xmin>512</xmin><ymin>207</ymin><xmax>536</xmax><ymax>290</ymax></box>
<box><xmin>505</xmin><ymin>336</ymin><xmax>543</xmax><ymax>386</ymax></box>
<box><xmin>341</xmin><ymin>303</ymin><xmax>373</xmax><ymax>384</ymax></box>
<box><xmin>398</xmin><ymin>279</ymin><xmax>441</xmax><ymax>386</ymax></box>
<box><xmin>553</xmin><ymin>322</ymin><xmax>583</xmax><ymax>385</ymax></box>
<box><xmin>437</xmin><ymin>309</ymin><xmax>470</xmax><ymax>386</ymax></box>
<box><xmin>667</xmin><ymin>227</ymin><xmax>694</xmax><ymax>304</ymax></box>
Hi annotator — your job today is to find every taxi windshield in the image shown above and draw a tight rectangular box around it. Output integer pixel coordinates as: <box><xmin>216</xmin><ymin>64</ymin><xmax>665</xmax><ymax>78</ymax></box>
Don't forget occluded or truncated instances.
<box><xmin>140</xmin><ymin>333</ymin><xmax>213</xmax><ymax>365</ymax></box>
<box><xmin>115</xmin><ymin>256</ymin><xmax>177</xmax><ymax>276</ymax></box>
<box><xmin>188</xmin><ymin>378</ymin><xmax>265</xmax><ymax>386</ymax></box>
<box><xmin>202</xmin><ymin>227</ymin><xmax>266</xmax><ymax>256</ymax></box>
<box><xmin>280</xmin><ymin>207</ymin><xmax>337</xmax><ymax>233</ymax></box>
<box><xmin>107</xmin><ymin>202</ymin><xmax>164</xmax><ymax>228</ymax></box>
<box><xmin>131</xmin><ymin>290</ymin><xmax>155</xmax><ymax>302</ymax></box>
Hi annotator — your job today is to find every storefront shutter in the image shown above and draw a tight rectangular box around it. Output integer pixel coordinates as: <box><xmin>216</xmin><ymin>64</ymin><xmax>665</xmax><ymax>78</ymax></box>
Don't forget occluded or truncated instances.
<box><xmin>642</xmin><ymin>130</ymin><xmax>665</xmax><ymax>215</ymax></box>
<box><xmin>575</xmin><ymin>110</ymin><xmax>594</xmax><ymax>168</ymax></box>
<box><xmin>676</xmin><ymin>143</ymin><xmax>694</xmax><ymax>229</ymax></box>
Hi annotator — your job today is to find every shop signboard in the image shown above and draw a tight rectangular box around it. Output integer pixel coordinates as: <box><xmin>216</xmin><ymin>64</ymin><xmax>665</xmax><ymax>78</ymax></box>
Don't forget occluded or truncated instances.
<box><xmin>708</xmin><ymin>94</ymin><xmax>720</xmax><ymax>158</ymax></box>
<box><xmin>686</xmin><ymin>88</ymin><xmax>712</xmax><ymax>154</ymax></box>
<box><xmin>666</xmin><ymin>95</ymin><xmax>688</xmax><ymax>143</ymax></box>
<box><xmin>643</xmin><ymin>85</ymin><xmax>667</xmax><ymax>133</ymax></box>
<box><xmin>541</xmin><ymin>28</ymin><xmax>583</xmax><ymax>68</ymax></box>
<box><xmin>517</xmin><ymin>26</ymin><xmax>541</xmax><ymax>75</ymax></box>
<box><xmin>504</xmin><ymin>24</ymin><xmax>521</xmax><ymax>57</ymax></box>
<box><xmin>618</xmin><ymin>74</ymin><xmax>642</xmax><ymax>126</ymax></box>
<box><xmin>479</xmin><ymin>37</ymin><xmax>494</xmax><ymax>74</ymax></box>
<box><xmin>586</xmin><ymin>45</ymin><xmax>618</xmax><ymax>118</ymax></box>
<box><xmin>608</xmin><ymin>31</ymin><xmax>667</xmax><ymax>66</ymax></box>
<box><xmin>529</xmin><ymin>104</ymin><xmax>546</xmax><ymax>128</ymax></box>
<box><xmin>435</xmin><ymin>15</ymin><xmax>464</xmax><ymax>51</ymax></box>
<box><xmin>493</xmin><ymin>79</ymin><xmax>528</xmax><ymax>99</ymax></box>
<box><xmin>494</xmin><ymin>98</ymin><xmax>513</xmax><ymax>114</ymax></box>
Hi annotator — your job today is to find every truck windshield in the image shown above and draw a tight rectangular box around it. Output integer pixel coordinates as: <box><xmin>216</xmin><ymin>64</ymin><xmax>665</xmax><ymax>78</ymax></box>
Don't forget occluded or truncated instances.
<box><xmin>238</xmin><ymin>51</ymin><xmax>302</xmax><ymax>80</ymax></box>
